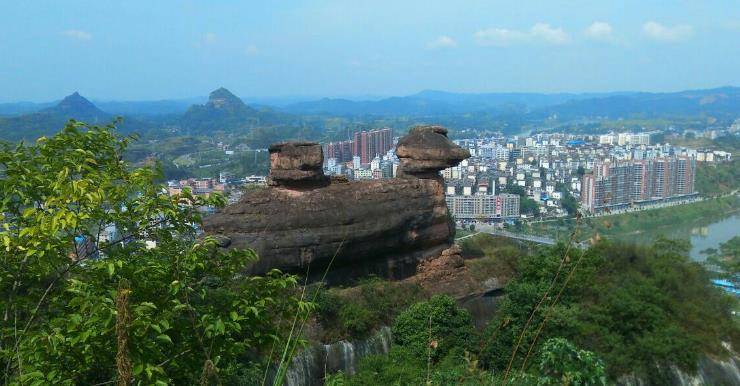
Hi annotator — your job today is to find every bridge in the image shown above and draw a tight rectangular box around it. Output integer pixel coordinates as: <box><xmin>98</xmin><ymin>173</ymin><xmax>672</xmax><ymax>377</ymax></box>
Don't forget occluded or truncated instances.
<box><xmin>456</xmin><ymin>224</ymin><xmax>588</xmax><ymax>249</ymax></box>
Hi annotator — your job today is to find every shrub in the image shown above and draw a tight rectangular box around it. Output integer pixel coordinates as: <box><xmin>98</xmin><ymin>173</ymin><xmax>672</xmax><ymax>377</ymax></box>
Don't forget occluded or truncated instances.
<box><xmin>392</xmin><ymin>295</ymin><xmax>475</xmax><ymax>362</ymax></box>
<box><xmin>316</xmin><ymin>278</ymin><xmax>425</xmax><ymax>341</ymax></box>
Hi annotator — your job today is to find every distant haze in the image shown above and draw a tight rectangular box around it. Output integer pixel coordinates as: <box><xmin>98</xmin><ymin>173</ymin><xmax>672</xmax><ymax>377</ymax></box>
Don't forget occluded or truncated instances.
<box><xmin>1</xmin><ymin>0</ymin><xmax>739</xmax><ymax>102</ymax></box>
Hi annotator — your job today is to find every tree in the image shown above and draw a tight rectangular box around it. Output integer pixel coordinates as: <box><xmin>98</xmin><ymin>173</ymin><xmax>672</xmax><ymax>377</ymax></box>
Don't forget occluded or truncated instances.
<box><xmin>706</xmin><ymin>236</ymin><xmax>740</xmax><ymax>273</ymax></box>
<box><xmin>520</xmin><ymin>198</ymin><xmax>540</xmax><ymax>216</ymax></box>
<box><xmin>480</xmin><ymin>239</ymin><xmax>739</xmax><ymax>381</ymax></box>
<box><xmin>576</xmin><ymin>166</ymin><xmax>586</xmax><ymax>178</ymax></box>
<box><xmin>392</xmin><ymin>295</ymin><xmax>475</xmax><ymax>362</ymax></box>
<box><xmin>556</xmin><ymin>183</ymin><xmax>579</xmax><ymax>217</ymax></box>
<box><xmin>0</xmin><ymin>121</ymin><xmax>310</xmax><ymax>384</ymax></box>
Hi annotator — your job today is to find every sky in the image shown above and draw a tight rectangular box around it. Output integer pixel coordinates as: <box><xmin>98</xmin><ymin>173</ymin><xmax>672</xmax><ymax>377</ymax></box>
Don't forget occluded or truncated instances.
<box><xmin>1</xmin><ymin>0</ymin><xmax>739</xmax><ymax>102</ymax></box>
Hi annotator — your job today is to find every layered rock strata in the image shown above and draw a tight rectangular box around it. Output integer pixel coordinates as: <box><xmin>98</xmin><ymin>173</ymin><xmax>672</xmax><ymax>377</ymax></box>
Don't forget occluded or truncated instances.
<box><xmin>203</xmin><ymin>125</ymin><xmax>470</xmax><ymax>280</ymax></box>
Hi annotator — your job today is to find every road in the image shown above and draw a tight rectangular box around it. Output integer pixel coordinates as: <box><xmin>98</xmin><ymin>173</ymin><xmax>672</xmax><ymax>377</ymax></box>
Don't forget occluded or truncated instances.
<box><xmin>456</xmin><ymin>224</ymin><xmax>589</xmax><ymax>249</ymax></box>
<box><xmin>456</xmin><ymin>224</ymin><xmax>556</xmax><ymax>245</ymax></box>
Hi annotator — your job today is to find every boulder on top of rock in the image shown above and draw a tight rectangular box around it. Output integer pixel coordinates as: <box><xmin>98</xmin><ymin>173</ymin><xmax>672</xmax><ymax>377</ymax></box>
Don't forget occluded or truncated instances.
<box><xmin>396</xmin><ymin>125</ymin><xmax>470</xmax><ymax>178</ymax></box>
<box><xmin>203</xmin><ymin>124</ymin><xmax>471</xmax><ymax>282</ymax></box>
<box><xmin>267</xmin><ymin>141</ymin><xmax>329</xmax><ymax>188</ymax></box>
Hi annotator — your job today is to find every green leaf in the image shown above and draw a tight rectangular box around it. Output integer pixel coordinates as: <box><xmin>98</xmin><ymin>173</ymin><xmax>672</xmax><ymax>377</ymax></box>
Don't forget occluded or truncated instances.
<box><xmin>156</xmin><ymin>334</ymin><xmax>173</xmax><ymax>344</ymax></box>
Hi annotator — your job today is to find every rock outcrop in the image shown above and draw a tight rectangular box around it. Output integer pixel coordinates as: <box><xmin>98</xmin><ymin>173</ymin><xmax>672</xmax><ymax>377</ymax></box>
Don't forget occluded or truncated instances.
<box><xmin>396</xmin><ymin>126</ymin><xmax>470</xmax><ymax>179</ymax></box>
<box><xmin>267</xmin><ymin>142</ymin><xmax>329</xmax><ymax>188</ymax></box>
<box><xmin>203</xmin><ymin>125</ymin><xmax>470</xmax><ymax>281</ymax></box>
<box><xmin>409</xmin><ymin>245</ymin><xmax>479</xmax><ymax>297</ymax></box>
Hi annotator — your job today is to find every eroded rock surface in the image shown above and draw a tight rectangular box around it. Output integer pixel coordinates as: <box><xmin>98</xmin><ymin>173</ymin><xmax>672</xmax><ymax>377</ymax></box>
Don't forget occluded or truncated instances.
<box><xmin>203</xmin><ymin>125</ymin><xmax>469</xmax><ymax>281</ymax></box>
<box><xmin>396</xmin><ymin>126</ymin><xmax>470</xmax><ymax>179</ymax></box>
<box><xmin>408</xmin><ymin>244</ymin><xmax>480</xmax><ymax>297</ymax></box>
<box><xmin>267</xmin><ymin>142</ymin><xmax>329</xmax><ymax>188</ymax></box>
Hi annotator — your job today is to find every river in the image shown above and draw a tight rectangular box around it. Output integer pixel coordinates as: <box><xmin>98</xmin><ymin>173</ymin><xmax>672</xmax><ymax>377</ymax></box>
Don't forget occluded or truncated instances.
<box><xmin>685</xmin><ymin>214</ymin><xmax>740</xmax><ymax>261</ymax></box>
<box><xmin>611</xmin><ymin>212</ymin><xmax>740</xmax><ymax>261</ymax></box>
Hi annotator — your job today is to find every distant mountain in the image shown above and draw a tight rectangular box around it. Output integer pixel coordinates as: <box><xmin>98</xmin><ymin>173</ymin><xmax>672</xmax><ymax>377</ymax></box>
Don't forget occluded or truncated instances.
<box><xmin>279</xmin><ymin>87</ymin><xmax>740</xmax><ymax>120</ymax></box>
<box><xmin>0</xmin><ymin>92</ymin><xmax>115</xmax><ymax>142</ymax></box>
<box><xmin>0</xmin><ymin>101</ymin><xmax>54</xmax><ymax>117</ymax></box>
<box><xmin>44</xmin><ymin>92</ymin><xmax>110</xmax><ymax>120</ymax></box>
<box><xmin>96</xmin><ymin>97</ymin><xmax>205</xmax><ymax>116</ymax></box>
<box><xmin>0</xmin><ymin>96</ymin><xmax>205</xmax><ymax>118</ymax></box>
<box><xmin>542</xmin><ymin>86</ymin><xmax>740</xmax><ymax>119</ymax></box>
<box><xmin>280</xmin><ymin>90</ymin><xmax>629</xmax><ymax>116</ymax></box>
<box><xmin>179</xmin><ymin>87</ymin><xmax>289</xmax><ymax>133</ymax></box>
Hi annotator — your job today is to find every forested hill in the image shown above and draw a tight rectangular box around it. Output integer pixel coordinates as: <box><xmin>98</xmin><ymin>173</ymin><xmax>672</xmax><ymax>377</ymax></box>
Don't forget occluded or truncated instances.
<box><xmin>178</xmin><ymin>87</ymin><xmax>292</xmax><ymax>134</ymax></box>
<box><xmin>280</xmin><ymin>86</ymin><xmax>740</xmax><ymax>119</ymax></box>
<box><xmin>0</xmin><ymin>92</ymin><xmax>113</xmax><ymax>142</ymax></box>
<box><xmin>2</xmin><ymin>86</ymin><xmax>738</xmax><ymax>142</ymax></box>
<box><xmin>541</xmin><ymin>86</ymin><xmax>740</xmax><ymax>119</ymax></box>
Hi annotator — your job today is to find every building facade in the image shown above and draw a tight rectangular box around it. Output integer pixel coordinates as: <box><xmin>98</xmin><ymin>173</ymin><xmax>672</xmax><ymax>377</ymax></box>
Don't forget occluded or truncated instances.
<box><xmin>582</xmin><ymin>156</ymin><xmax>696</xmax><ymax>213</ymax></box>
<box><xmin>446</xmin><ymin>193</ymin><xmax>520</xmax><ymax>220</ymax></box>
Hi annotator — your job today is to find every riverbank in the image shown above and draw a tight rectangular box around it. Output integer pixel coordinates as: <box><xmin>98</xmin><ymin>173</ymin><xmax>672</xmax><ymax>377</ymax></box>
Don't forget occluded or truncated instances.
<box><xmin>521</xmin><ymin>195</ymin><xmax>740</xmax><ymax>245</ymax></box>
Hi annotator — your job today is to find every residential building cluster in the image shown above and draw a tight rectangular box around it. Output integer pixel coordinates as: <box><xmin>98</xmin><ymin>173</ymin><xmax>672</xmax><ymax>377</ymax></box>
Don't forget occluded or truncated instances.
<box><xmin>322</xmin><ymin>128</ymin><xmax>399</xmax><ymax>180</ymax></box>
<box><xmin>582</xmin><ymin>157</ymin><xmax>697</xmax><ymax>213</ymax></box>
<box><xmin>323</xmin><ymin>128</ymin><xmax>394</xmax><ymax>164</ymax></box>
<box><xmin>440</xmin><ymin>128</ymin><xmax>731</xmax><ymax>221</ymax></box>
<box><xmin>167</xmin><ymin>178</ymin><xmax>226</xmax><ymax>197</ymax></box>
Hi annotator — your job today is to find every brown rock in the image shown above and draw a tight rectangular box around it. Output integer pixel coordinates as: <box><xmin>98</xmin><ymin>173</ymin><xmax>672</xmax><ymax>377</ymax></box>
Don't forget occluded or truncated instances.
<box><xmin>203</xmin><ymin>125</ymin><xmax>470</xmax><ymax>282</ymax></box>
<box><xmin>203</xmin><ymin>177</ymin><xmax>452</xmax><ymax>280</ymax></box>
<box><xmin>396</xmin><ymin>126</ymin><xmax>470</xmax><ymax>179</ymax></box>
<box><xmin>409</xmin><ymin>244</ymin><xmax>480</xmax><ymax>297</ymax></box>
<box><xmin>267</xmin><ymin>141</ymin><xmax>329</xmax><ymax>188</ymax></box>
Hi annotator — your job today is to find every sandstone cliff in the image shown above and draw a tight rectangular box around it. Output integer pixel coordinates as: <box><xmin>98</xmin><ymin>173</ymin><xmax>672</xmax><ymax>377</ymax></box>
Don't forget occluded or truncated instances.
<box><xmin>202</xmin><ymin>125</ymin><xmax>469</xmax><ymax>281</ymax></box>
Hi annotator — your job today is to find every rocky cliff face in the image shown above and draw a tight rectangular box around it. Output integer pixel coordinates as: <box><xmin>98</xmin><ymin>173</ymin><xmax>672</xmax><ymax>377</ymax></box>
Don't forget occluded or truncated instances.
<box><xmin>202</xmin><ymin>125</ymin><xmax>470</xmax><ymax>281</ymax></box>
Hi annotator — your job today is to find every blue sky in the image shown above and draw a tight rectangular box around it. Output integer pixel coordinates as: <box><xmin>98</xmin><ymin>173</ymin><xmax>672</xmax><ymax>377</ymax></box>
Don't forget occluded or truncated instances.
<box><xmin>1</xmin><ymin>0</ymin><xmax>739</xmax><ymax>102</ymax></box>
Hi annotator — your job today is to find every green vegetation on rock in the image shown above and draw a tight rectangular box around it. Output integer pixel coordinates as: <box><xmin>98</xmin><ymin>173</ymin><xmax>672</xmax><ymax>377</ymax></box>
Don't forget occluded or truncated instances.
<box><xmin>315</xmin><ymin>278</ymin><xmax>426</xmax><ymax>341</ymax></box>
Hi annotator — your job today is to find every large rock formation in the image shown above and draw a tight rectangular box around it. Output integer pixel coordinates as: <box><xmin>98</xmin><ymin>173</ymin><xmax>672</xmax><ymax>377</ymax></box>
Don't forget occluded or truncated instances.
<box><xmin>203</xmin><ymin>125</ymin><xmax>470</xmax><ymax>281</ymax></box>
<box><xmin>396</xmin><ymin>125</ymin><xmax>470</xmax><ymax>179</ymax></box>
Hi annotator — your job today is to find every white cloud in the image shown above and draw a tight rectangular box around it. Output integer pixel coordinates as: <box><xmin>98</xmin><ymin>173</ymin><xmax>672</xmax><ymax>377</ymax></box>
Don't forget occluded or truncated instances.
<box><xmin>530</xmin><ymin>23</ymin><xmax>570</xmax><ymax>45</ymax></box>
<box><xmin>426</xmin><ymin>35</ymin><xmax>457</xmax><ymax>49</ymax></box>
<box><xmin>62</xmin><ymin>29</ymin><xmax>92</xmax><ymax>41</ymax></box>
<box><xmin>474</xmin><ymin>28</ymin><xmax>529</xmax><ymax>47</ymax></box>
<box><xmin>584</xmin><ymin>21</ymin><xmax>614</xmax><ymax>41</ymax></box>
<box><xmin>642</xmin><ymin>21</ymin><xmax>693</xmax><ymax>42</ymax></box>
<box><xmin>474</xmin><ymin>23</ymin><xmax>569</xmax><ymax>46</ymax></box>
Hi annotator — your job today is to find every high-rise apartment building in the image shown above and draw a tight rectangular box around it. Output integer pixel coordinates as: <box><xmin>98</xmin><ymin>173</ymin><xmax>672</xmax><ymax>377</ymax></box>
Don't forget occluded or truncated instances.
<box><xmin>324</xmin><ymin>140</ymin><xmax>354</xmax><ymax>163</ymax></box>
<box><xmin>582</xmin><ymin>156</ymin><xmax>696</xmax><ymax>213</ymax></box>
<box><xmin>353</xmin><ymin>128</ymin><xmax>393</xmax><ymax>165</ymax></box>
<box><xmin>323</xmin><ymin>128</ymin><xmax>394</xmax><ymax>165</ymax></box>
<box><xmin>445</xmin><ymin>193</ymin><xmax>520</xmax><ymax>220</ymax></box>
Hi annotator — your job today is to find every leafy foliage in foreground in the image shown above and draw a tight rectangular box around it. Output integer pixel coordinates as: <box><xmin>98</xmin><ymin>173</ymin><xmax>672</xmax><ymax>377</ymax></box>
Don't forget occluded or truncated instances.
<box><xmin>330</xmin><ymin>335</ymin><xmax>605</xmax><ymax>385</ymax></box>
<box><xmin>316</xmin><ymin>278</ymin><xmax>425</xmax><ymax>341</ymax></box>
<box><xmin>480</xmin><ymin>238</ymin><xmax>740</xmax><ymax>383</ymax></box>
<box><xmin>392</xmin><ymin>295</ymin><xmax>476</xmax><ymax>362</ymax></box>
<box><xmin>0</xmin><ymin>121</ymin><xmax>309</xmax><ymax>384</ymax></box>
<box><xmin>334</xmin><ymin>237</ymin><xmax>736</xmax><ymax>384</ymax></box>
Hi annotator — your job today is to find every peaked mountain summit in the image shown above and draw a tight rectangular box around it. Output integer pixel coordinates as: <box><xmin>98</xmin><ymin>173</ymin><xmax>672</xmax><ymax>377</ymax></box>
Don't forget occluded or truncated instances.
<box><xmin>205</xmin><ymin>87</ymin><xmax>251</xmax><ymax>111</ymax></box>
<box><xmin>179</xmin><ymin>87</ymin><xmax>285</xmax><ymax>133</ymax></box>
<box><xmin>43</xmin><ymin>92</ymin><xmax>110</xmax><ymax>120</ymax></box>
<box><xmin>0</xmin><ymin>92</ymin><xmax>112</xmax><ymax>142</ymax></box>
